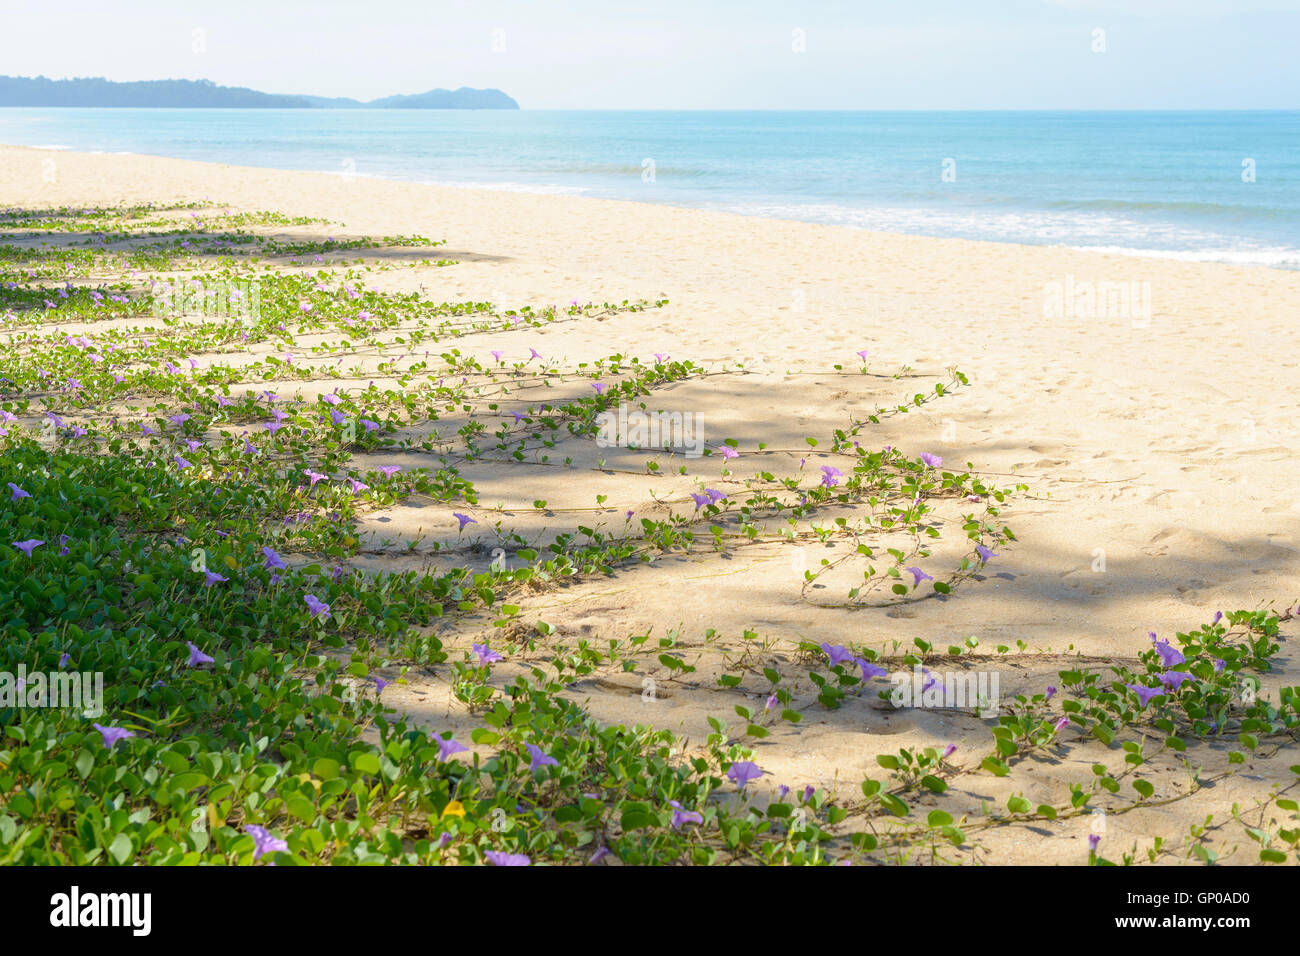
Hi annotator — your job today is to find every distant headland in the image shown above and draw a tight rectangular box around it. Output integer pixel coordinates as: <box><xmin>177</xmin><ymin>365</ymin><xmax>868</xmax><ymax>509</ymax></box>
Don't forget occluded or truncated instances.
<box><xmin>0</xmin><ymin>76</ymin><xmax>520</xmax><ymax>109</ymax></box>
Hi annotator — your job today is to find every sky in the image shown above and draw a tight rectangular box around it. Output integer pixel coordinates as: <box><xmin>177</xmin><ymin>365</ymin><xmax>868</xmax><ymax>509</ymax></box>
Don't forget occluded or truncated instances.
<box><xmin>0</xmin><ymin>0</ymin><xmax>1297</xmax><ymax>109</ymax></box>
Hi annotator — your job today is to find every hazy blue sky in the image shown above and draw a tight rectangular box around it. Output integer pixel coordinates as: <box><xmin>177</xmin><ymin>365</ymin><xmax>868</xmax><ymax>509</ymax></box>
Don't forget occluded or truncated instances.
<box><xmin>1</xmin><ymin>0</ymin><xmax>1297</xmax><ymax>109</ymax></box>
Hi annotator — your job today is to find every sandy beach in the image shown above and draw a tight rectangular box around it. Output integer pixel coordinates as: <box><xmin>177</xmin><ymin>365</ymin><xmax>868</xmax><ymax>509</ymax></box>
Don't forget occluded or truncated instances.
<box><xmin>4</xmin><ymin>142</ymin><xmax>1299</xmax><ymax>865</ymax></box>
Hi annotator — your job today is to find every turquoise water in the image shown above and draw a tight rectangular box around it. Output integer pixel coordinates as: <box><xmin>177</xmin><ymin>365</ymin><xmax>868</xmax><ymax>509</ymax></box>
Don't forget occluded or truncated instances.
<box><xmin>2</xmin><ymin>108</ymin><xmax>1297</xmax><ymax>267</ymax></box>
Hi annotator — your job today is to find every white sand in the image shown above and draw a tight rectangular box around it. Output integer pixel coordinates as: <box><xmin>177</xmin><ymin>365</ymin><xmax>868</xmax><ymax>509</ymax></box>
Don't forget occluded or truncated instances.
<box><xmin>5</xmin><ymin>143</ymin><xmax>1299</xmax><ymax>864</ymax></box>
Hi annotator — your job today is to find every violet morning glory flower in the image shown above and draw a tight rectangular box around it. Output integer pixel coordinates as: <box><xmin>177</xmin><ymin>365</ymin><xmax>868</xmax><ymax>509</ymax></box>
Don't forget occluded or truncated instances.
<box><xmin>1088</xmin><ymin>834</ymin><xmax>1100</xmax><ymax>852</ymax></box>
<box><xmin>591</xmin><ymin>382</ymin><xmax>606</xmax><ymax>395</ymax></box>
<box><xmin>727</xmin><ymin>761</ymin><xmax>764</xmax><ymax>790</ymax></box>
<box><xmin>1126</xmin><ymin>683</ymin><xmax>1165</xmax><ymax>708</ymax></box>
<box><xmin>765</xmin><ymin>692</ymin><xmax>779</xmax><ymax>711</ymax></box>
<box><xmin>719</xmin><ymin>445</ymin><xmax>739</xmax><ymax>460</ymax></box>
<box><xmin>304</xmin><ymin>593</ymin><xmax>331</xmax><ymax>620</ymax></box>
<box><xmin>588</xmin><ymin>846</ymin><xmax>611</xmax><ymax>864</ymax></box>
<box><xmin>59</xmin><ymin>652</ymin><xmax>70</xmax><ymax>668</ymax></box>
<box><xmin>436</xmin><ymin>735</ymin><xmax>468</xmax><ymax>762</ymax></box>
<box><xmin>378</xmin><ymin>465</ymin><xmax>401</xmax><ymax>478</ymax></box>
<box><xmin>322</xmin><ymin>393</ymin><xmax>340</xmax><ymax>405</ymax></box>
<box><xmin>93</xmin><ymin>723</ymin><xmax>135</xmax><ymax>749</ymax></box>
<box><xmin>374</xmin><ymin>676</ymin><xmax>391</xmax><ymax>695</ymax></box>
<box><xmin>1159</xmin><ymin>670</ymin><xmax>1191</xmax><ymax>690</ymax></box>
<box><xmin>186</xmin><ymin>642</ymin><xmax>215</xmax><ymax>666</ymax></box>
<box><xmin>1054</xmin><ymin>716</ymin><xmax>1070</xmax><ymax>732</ymax></box>
<box><xmin>8</xmin><ymin>482</ymin><xmax>30</xmax><ymax>501</ymax></box>
<box><xmin>906</xmin><ymin>566</ymin><xmax>934</xmax><ymax>586</ymax></box>
<box><xmin>243</xmin><ymin>824</ymin><xmax>288</xmax><ymax>860</ymax></box>
<box><xmin>13</xmin><ymin>539</ymin><xmax>43</xmax><ymax>556</ymax></box>
<box><xmin>856</xmin><ymin>658</ymin><xmax>888</xmax><ymax>680</ymax></box>
<box><xmin>821</xmin><ymin>643</ymin><xmax>855</xmax><ymax>667</ymax></box>
<box><xmin>975</xmin><ymin>545</ymin><xmax>998</xmax><ymax>562</ymax></box>
<box><xmin>919</xmin><ymin>453</ymin><xmax>942</xmax><ymax>469</ymax></box>
<box><xmin>453</xmin><ymin>512</ymin><xmax>476</xmax><ymax>531</ymax></box>
<box><xmin>1151</xmin><ymin>636</ymin><xmax>1185</xmax><ymax>668</ymax></box>
<box><xmin>304</xmin><ymin>470</ymin><xmax>326</xmax><ymax>487</ymax></box>
<box><xmin>347</xmin><ymin>478</ymin><xmax>368</xmax><ymax>494</ymax></box>
<box><xmin>203</xmin><ymin>571</ymin><xmax>227</xmax><ymax>586</ymax></box>
<box><xmin>941</xmin><ymin>744</ymin><xmax>957</xmax><ymax>760</ymax></box>
<box><xmin>856</xmin><ymin>349</ymin><xmax>869</xmax><ymax>361</ymax></box>
<box><xmin>668</xmin><ymin>800</ymin><xmax>704</xmax><ymax>829</ymax></box>
<box><xmin>820</xmin><ymin>465</ymin><xmax>843</xmax><ymax>488</ymax></box>
<box><xmin>472</xmin><ymin>643</ymin><xmax>503</xmax><ymax>664</ymax></box>
<box><xmin>174</xmin><ymin>455</ymin><xmax>192</xmax><ymax>470</ymax></box>
<box><xmin>1045</xmin><ymin>686</ymin><xmax>1057</xmax><ymax>701</ymax></box>
<box><xmin>525</xmin><ymin>743</ymin><xmax>559</xmax><ymax>770</ymax></box>
<box><xmin>485</xmin><ymin>851</ymin><xmax>530</xmax><ymax>867</ymax></box>
<box><xmin>262</xmin><ymin>546</ymin><xmax>286</xmax><ymax>570</ymax></box>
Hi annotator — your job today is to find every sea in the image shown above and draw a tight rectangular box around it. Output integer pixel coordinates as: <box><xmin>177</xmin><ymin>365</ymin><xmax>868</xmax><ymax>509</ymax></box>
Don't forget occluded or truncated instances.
<box><xmin>2</xmin><ymin>108</ymin><xmax>1297</xmax><ymax>268</ymax></box>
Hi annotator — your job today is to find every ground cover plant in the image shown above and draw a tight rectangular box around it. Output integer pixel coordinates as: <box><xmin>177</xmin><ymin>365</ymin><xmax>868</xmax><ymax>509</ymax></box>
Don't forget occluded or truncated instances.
<box><xmin>1</xmin><ymin>202</ymin><xmax>1296</xmax><ymax>865</ymax></box>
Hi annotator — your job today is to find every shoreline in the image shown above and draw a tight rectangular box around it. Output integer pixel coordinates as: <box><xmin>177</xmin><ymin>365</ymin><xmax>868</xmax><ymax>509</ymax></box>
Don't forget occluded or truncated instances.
<box><xmin>2</xmin><ymin>141</ymin><xmax>1294</xmax><ymax>271</ymax></box>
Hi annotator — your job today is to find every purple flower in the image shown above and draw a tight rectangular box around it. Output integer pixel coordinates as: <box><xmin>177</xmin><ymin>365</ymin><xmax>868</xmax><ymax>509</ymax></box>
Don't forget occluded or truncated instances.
<box><xmin>591</xmin><ymin>383</ymin><xmax>607</xmax><ymax>395</ymax></box>
<box><xmin>203</xmin><ymin>571</ymin><xmax>227</xmax><ymax>586</ymax></box>
<box><xmin>453</xmin><ymin>512</ymin><xmax>477</xmax><ymax>531</ymax></box>
<box><xmin>905</xmin><ymin>566</ymin><xmax>933</xmax><ymax>586</ymax></box>
<box><xmin>186</xmin><ymin>642</ymin><xmax>215</xmax><ymax>666</ymax></box>
<box><xmin>765</xmin><ymin>692</ymin><xmax>780</xmax><ymax>711</ymax></box>
<box><xmin>820</xmin><ymin>465</ymin><xmax>843</xmax><ymax>488</ymax></box>
<box><xmin>8</xmin><ymin>482</ymin><xmax>30</xmax><ymax>501</ymax></box>
<box><xmin>305</xmin><ymin>470</ymin><xmax>327</xmax><ymax>487</ymax></box>
<box><xmin>472</xmin><ymin>643</ymin><xmax>503</xmax><ymax>665</ymax></box>
<box><xmin>1159</xmin><ymin>670</ymin><xmax>1191</xmax><ymax>691</ymax></box>
<box><xmin>485</xmin><ymin>851</ymin><xmax>530</xmax><ymax>867</ymax></box>
<box><xmin>718</xmin><ymin>445</ymin><xmax>739</xmax><ymax>460</ymax></box>
<box><xmin>1151</xmin><ymin>636</ymin><xmax>1185</xmax><ymax>668</ymax></box>
<box><xmin>243</xmin><ymin>824</ymin><xmax>288</xmax><ymax>860</ymax></box>
<box><xmin>1088</xmin><ymin>833</ymin><xmax>1100</xmax><ymax>852</ymax></box>
<box><xmin>727</xmin><ymin>761</ymin><xmax>764</xmax><ymax>790</ymax></box>
<box><xmin>525</xmin><ymin>743</ymin><xmax>559</xmax><ymax>771</ymax></box>
<box><xmin>262</xmin><ymin>546</ymin><xmax>286</xmax><ymax>570</ymax></box>
<box><xmin>59</xmin><ymin>652</ymin><xmax>70</xmax><ymax>668</ymax></box>
<box><xmin>174</xmin><ymin>455</ymin><xmax>192</xmax><ymax>470</ymax></box>
<box><xmin>668</xmin><ymin>800</ymin><xmax>704</xmax><ymax>829</ymax></box>
<box><xmin>12</xmin><ymin>539</ymin><xmax>43</xmax><ymax>556</ymax></box>
<box><xmin>975</xmin><ymin>544</ymin><xmax>998</xmax><ymax>563</ymax></box>
<box><xmin>588</xmin><ymin>846</ymin><xmax>611</xmax><ymax>865</ymax></box>
<box><xmin>1126</xmin><ymin>683</ymin><xmax>1165</xmax><ymax>708</ymax></box>
<box><xmin>304</xmin><ymin>593</ymin><xmax>331</xmax><ymax>620</ymax></box>
<box><xmin>941</xmin><ymin>744</ymin><xmax>957</xmax><ymax>760</ymax></box>
<box><xmin>436</xmin><ymin>735</ymin><xmax>468</xmax><ymax>762</ymax></box>
<box><xmin>347</xmin><ymin>478</ymin><xmax>368</xmax><ymax>494</ymax></box>
<box><xmin>1045</xmin><ymin>686</ymin><xmax>1057</xmax><ymax>701</ymax></box>
<box><xmin>378</xmin><ymin>465</ymin><xmax>401</xmax><ymax>479</ymax></box>
<box><xmin>820</xmin><ymin>643</ymin><xmax>855</xmax><ymax>667</ymax></box>
<box><xmin>322</xmin><ymin>393</ymin><xmax>341</xmax><ymax>406</ymax></box>
<box><xmin>919</xmin><ymin>453</ymin><xmax>943</xmax><ymax>469</ymax></box>
<box><xmin>856</xmin><ymin>349</ymin><xmax>869</xmax><ymax>361</ymax></box>
<box><xmin>856</xmin><ymin>657</ymin><xmax>888</xmax><ymax>680</ymax></box>
<box><xmin>1054</xmin><ymin>716</ymin><xmax>1070</xmax><ymax>732</ymax></box>
<box><xmin>1212</xmin><ymin>610</ymin><xmax>1223</xmax><ymax>625</ymax></box>
<box><xmin>93</xmin><ymin>723</ymin><xmax>135</xmax><ymax>749</ymax></box>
